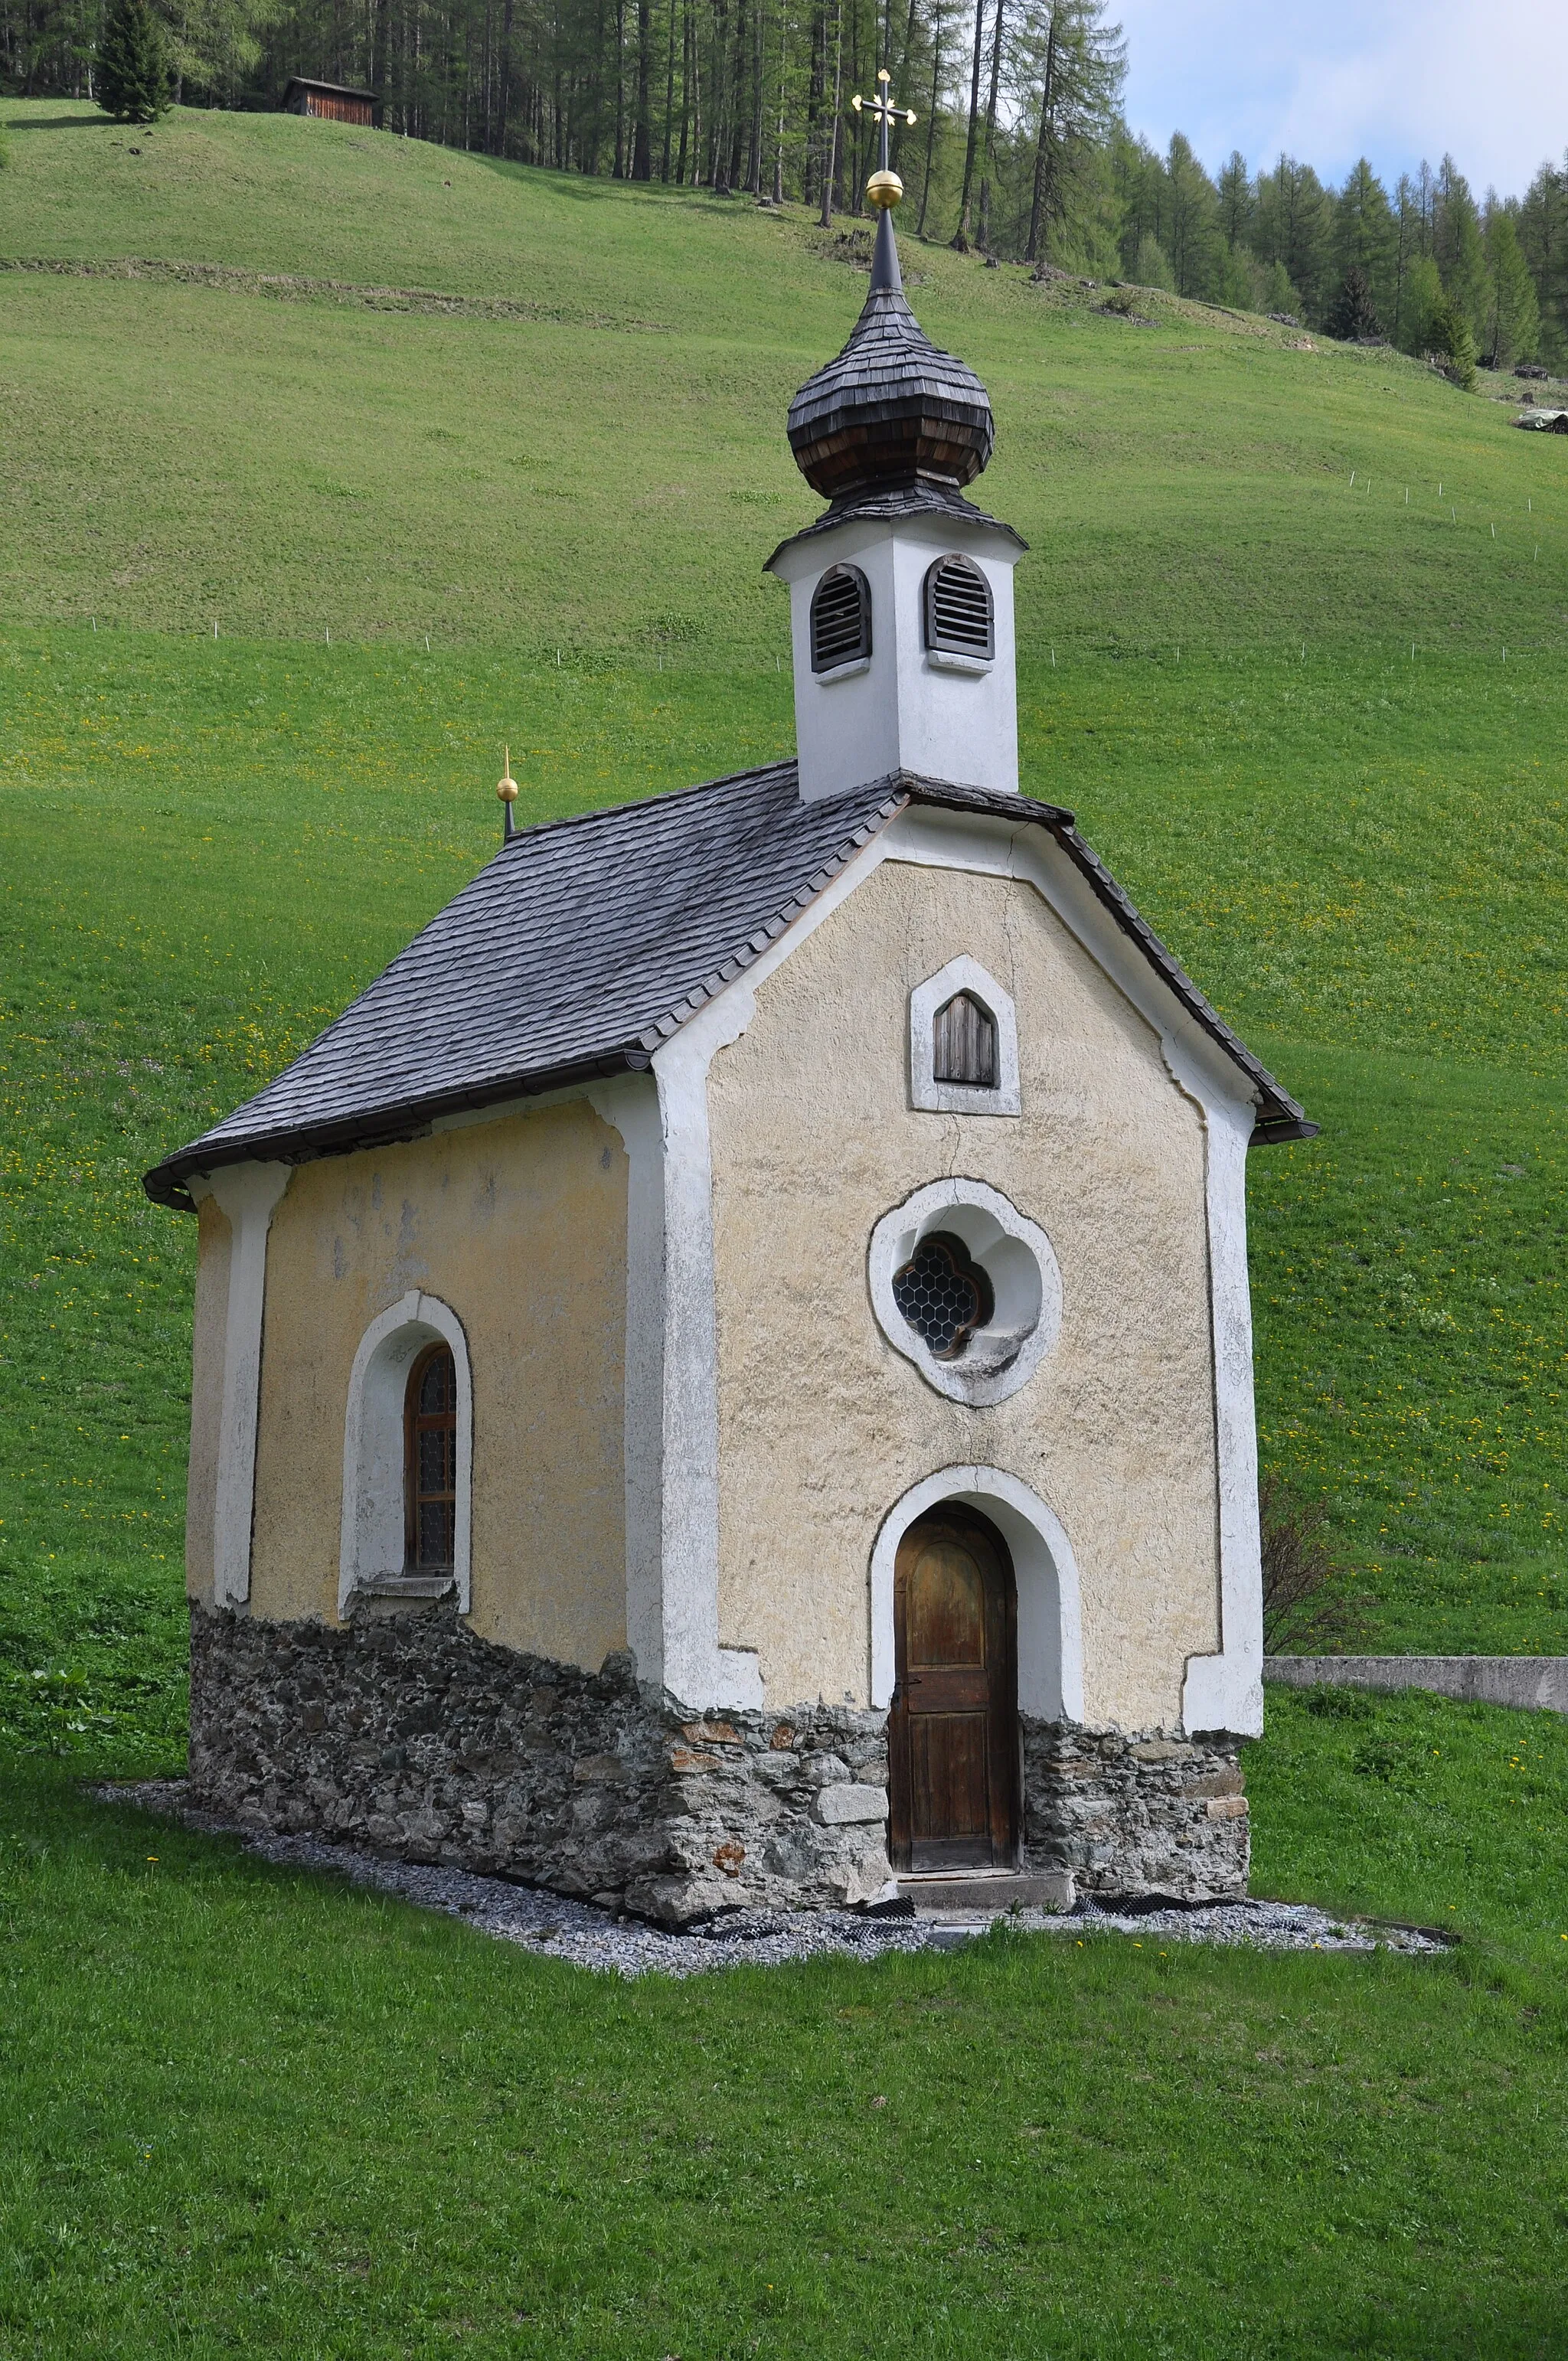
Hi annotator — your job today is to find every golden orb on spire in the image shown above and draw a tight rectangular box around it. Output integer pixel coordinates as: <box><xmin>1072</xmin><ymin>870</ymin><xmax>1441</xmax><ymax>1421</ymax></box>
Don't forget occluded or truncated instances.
<box><xmin>865</xmin><ymin>168</ymin><xmax>903</xmax><ymax>211</ymax></box>
<box><xmin>496</xmin><ymin>744</ymin><xmax>519</xmax><ymax>805</ymax></box>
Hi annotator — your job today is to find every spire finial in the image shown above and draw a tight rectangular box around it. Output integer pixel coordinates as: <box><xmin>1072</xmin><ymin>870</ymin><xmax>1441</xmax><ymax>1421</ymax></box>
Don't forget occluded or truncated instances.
<box><xmin>851</xmin><ymin>64</ymin><xmax>915</xmax><ymax>212</ymax></box>
<box><xmin>497</xmin><ymin>744</ymin><xmax>520</xmax><ymax>841</ymax></box>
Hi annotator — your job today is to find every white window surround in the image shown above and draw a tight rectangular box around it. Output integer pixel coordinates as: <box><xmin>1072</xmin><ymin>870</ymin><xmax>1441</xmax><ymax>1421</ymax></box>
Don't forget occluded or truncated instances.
<box><xmin>338</xmin><ymin>1292</ymin><xmax>472</xmax><ymax>1616</ymax></box>
<box><xmin>868</xmin><ymin>1466</ymin><xmax>1085</xmax><ymax>1720</ymax></box>
<box><xmin>909</xmin><ymin>954</ymin><xmax>1021</xmax><ymax>1115</ymax></box>
<box><xmin>868</xmin><ymin>1177</ymin><xmax>1062</xmax><ymax>1408</ymax></box>
<box><xmin>817</xmin><ymin>655</ymin><xmax>871</xmax><ymax>684</ymax></box>
<box><xmin>925</xmin><ymin>649</ymin><xmax>991</xmax><ymax>677</ymax></box>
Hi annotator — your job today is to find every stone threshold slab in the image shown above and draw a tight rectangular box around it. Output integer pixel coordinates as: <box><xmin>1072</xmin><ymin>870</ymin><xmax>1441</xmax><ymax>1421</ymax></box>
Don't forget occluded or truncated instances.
<box><xmin>898</xmin><ymin>1869</ymin><xmax>1076</xmax><ymax>1915</ymax></box>
<box><xmin>1266</xmin><ymin>1656</ymin><xmax>1568</xmax><ymax>1714</ymax></box>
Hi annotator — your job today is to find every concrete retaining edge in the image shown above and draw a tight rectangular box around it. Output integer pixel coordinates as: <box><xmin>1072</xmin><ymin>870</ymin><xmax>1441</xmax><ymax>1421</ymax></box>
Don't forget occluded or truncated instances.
<box><xmin>1264</xmin><ymin>1656</ymin><xmax>1568</xmax><ymax>1715</ymax></box>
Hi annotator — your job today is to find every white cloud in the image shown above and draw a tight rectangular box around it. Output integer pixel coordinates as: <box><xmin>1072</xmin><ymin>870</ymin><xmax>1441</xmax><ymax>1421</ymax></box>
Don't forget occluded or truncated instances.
<box><xmin>1115</xmin><ymin>0</ymin><xmax>1568</xmax><ymax>197</ymax></box>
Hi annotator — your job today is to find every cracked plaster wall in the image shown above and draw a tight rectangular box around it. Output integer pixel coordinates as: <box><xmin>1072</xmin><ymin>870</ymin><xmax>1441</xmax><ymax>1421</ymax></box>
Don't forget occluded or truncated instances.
<box><xmin>705</xmin><ymin>857</ymin><xmax>1223</xmax><ymax>1728</ymax></box>
<box><xmin>241</xmin><ymin>1102</ymin><xmax>629</xmax><ymax>1668</ymax></box>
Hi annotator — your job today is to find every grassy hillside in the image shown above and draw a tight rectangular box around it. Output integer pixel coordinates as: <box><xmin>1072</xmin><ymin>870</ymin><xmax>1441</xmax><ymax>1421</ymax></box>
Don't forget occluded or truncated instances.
<box><xmin>5</xmin><ymin>103</ymin><xmax>1567</xmax><ymax>651</ymax></box>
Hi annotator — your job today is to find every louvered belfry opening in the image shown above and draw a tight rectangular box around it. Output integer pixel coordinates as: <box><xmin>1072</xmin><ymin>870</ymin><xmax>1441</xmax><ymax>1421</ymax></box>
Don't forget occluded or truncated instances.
<box><xmin>810</xmin><ymin>564</ymin><xmax>871</xmax><ymax>672</ymax></box>
<box><xmin>933</xmin><ymin>990</ymin><xmax>999</xmax><ymax>1088</ymax></box>
<box><xmin>923</xmin><ymin>554</ymin><xmax>994</xmax><ymax>660</ymax></box>
<box><xmin>405</xmin><ymin>1343</ymin><xmax>457</xmax><ymax>1574</ymax></box>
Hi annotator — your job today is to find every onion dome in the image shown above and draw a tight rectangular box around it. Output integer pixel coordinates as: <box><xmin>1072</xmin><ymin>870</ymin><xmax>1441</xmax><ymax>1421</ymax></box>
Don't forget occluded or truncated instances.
<box><xmin>787</xmin><ymin>211</ymin><xmax>995</xmax><ymax>501</ymax></box>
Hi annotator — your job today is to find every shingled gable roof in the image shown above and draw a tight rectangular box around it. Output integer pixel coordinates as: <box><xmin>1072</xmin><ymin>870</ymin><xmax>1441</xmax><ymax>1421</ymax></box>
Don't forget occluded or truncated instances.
<box><xmin>143</xmin><ymin>764</ymin><xmax>1312</xmax><ymax>1210</ymax></box>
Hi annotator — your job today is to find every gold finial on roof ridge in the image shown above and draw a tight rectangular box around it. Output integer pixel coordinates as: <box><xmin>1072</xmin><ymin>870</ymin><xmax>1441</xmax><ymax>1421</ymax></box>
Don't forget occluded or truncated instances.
<box><xmin>498</xmin><ymin>744</ymin><xmax>520</xmax><ymax>840</ymax></box>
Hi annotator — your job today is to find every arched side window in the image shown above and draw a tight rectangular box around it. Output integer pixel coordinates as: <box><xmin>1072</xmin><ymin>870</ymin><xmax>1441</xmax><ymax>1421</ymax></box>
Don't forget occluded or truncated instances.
<box><xmin>810</xmin><ymin>563</ymin><xmax>872</xmax><ymax>673</ymax></box>
<box><xmin>405</xmin><ymin>1342</ymin><xmax>458</xmax><ymax>1574</ymax></box>
<box><xmin>923</xmin><ymin>554</ymin><xmax>994</xmax><ymax>662</ymax></box>
<box><xmin>933</xmin><ymin>990</ymin><xmax>999</xmax><ymax>1089</ymax></box>
<box><xmin>910</xmin><ymin>957</ymin><xmax>1021</xmax><ymax>1116</ymax></box>
<box><xmin>339</xmin><ymin>1292</ymin><xmax>472</xmax><ymax>1613</ymax></box>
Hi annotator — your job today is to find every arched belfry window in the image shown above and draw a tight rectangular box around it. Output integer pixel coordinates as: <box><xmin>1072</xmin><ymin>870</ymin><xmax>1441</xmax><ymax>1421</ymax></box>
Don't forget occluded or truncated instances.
<box><xmin>933</xmin><ymin>991</ymin><xmax>999</xmax><ymax>1089</ymax></box>
<box><xmin>810</xmin><ymin>563</ymin><xmax>871</xmax><ymax>672</ymax></box>
<box><xmin>405</xmin><ymin>1343</ymin><xmax>458</xmax><ymax>1573</ymax></box>
<box><xmin>923</xmin><ymin>554</ymin><xmax>994</xmax><ymax>661</ymax></box>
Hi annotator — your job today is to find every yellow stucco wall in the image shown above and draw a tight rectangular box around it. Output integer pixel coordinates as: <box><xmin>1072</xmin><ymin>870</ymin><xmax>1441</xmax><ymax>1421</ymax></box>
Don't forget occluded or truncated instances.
<box><xmin>185</xmin><ymin>1190</ymin><xmax>232</xmax><ymax>1608</ymax></box>
<box><xmin>242</xmin><ymin>1101</ymin><xmax>628</xmax><ymax>1667</ymax></box>
<box><xmin>706</xmin><ymin>857</ymin><xmax>1221</xmax><ymax>1730</ymax></box>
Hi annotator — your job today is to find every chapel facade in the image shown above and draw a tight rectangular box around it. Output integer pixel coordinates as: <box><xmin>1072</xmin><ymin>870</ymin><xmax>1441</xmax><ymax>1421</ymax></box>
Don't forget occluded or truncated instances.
<box><xmin>146</xmin><ymin>186</ymin><xmax>1312</xmax><ymax>1926</ymax></box>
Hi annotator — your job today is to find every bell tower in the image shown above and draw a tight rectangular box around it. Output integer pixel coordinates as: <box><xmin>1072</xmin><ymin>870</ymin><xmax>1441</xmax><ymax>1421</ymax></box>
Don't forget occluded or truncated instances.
<box><xmin>766</xmin><ymin>101</ymin><xmax>1025</xmax><ymax>806</ymax></box>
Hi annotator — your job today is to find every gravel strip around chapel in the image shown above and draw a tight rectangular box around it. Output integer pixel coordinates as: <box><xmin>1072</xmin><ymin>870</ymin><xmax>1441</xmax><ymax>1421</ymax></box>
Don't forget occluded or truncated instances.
<box><xmin>96</xmin><ymin>1782</ymin><xmax>1452</xmax><ymax>1974</ymax></box>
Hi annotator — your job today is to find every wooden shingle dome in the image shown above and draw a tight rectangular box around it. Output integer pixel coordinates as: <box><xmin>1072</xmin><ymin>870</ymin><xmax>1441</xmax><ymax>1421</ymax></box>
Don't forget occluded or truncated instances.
<box><xmin>786</xmin><ymin>212</ymin><xmax>995</xmax><ymax>501</ymax></box>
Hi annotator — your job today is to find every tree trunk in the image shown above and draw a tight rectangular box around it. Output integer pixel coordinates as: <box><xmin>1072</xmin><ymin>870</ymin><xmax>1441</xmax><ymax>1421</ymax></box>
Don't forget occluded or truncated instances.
<box><xmin>891</xmin><ymin>0</ymin><xmax>919</xmax><ymax>171</ymax></box>
<box><xmin>495</xmin><ymin>0</ymin><xmax>514</xmax><ymax>153</ymax></box>
<box><xmin>633</xmin><ymin>0</ymin><xmax>652</xmax><ymax>175</ymax></box>
<box><xmin>1024</xmin><ymin>5</ymin><xmax>1058</xmax><ymax>265</ymax></box>
<box><xmin>677</xmin><ymin>0</ymin><xmax>692</xmax><ymax>180</ymax></box>
<box><xmin>371</xmin><ymin>0</ymin><xmax>390</xmax><ymax>126</ymax></box>
<box><xmin>916</xmin><ymin>0</ymin><xmax>942</xmax><ymax>233</ymax></box>
<box><xmin>773</xmin><ymin>0</ymin><xmax>786</xmax><ymax>203</ymax></box>
<box><xmin>952</xmin><ymin>0</ymin><xmax>985</xmax><ymax>249</ymax></box>
<box><xmin>975</xmin><ymin>0</ymin><xmax>1005</xmax><ymax>251</ymax></box>
<box><xmin>614</xmin><ymin>0</ymin><xmax>628</xmax><ymax>175</ymax></box>
<box><xmin>662</xmin><ymin>0</ymin><xmax>677</xmax><ymax>179</ymax></box>
<box><xmin>817</xmin><ymin>0</ymin><xmax>841</xmax><ymax>227</ymax></box>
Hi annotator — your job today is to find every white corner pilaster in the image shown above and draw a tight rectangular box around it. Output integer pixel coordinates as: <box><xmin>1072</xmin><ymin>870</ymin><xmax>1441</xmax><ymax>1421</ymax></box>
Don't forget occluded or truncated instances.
<box><xmin>587</xmin><ymin>1076</ymin><xmax>669</xmax><ymax>1690</ymax></box>
<box><xmin>1168</xmin><ymin>1069</ymin><xmax>1265</xmax><ymax>1738</ymax></box>
<box><xmin>649</xmin><ymin>1004</ymin><xmax>764</xmax><ymax>1714</ymax></box>
<box><xmin>195</xmin><ymin>1161</ymin><xmax>291</xmax><ymax>1608</ymax></box>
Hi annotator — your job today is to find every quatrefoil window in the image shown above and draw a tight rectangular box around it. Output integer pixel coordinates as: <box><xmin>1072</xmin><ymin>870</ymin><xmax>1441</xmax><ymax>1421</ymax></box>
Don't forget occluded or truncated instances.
<box><xmin>890</xmin><ymin>1230</ymin><xmax>995</xmax><ymax>1361</ymax></box>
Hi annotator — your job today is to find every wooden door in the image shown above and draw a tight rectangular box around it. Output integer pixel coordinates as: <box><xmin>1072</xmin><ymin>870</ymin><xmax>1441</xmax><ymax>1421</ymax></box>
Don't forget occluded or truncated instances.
<box><xmin>888</xmin><ymin>1507</ymin><xmax>1019</xmax><ymax>1872</ymax></box>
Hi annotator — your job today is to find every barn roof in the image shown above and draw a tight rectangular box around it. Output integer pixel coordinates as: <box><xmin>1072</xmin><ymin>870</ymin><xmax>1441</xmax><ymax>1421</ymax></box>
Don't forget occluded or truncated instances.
<box><xmin>283</xmin><ymin>76</ymin><xmax>377</xmax><ymax>103</ymax></box>
<box><xmin>143</xmin><ymin>765</ymin><xmax>1313</xmax><ymax>1210</ymax></box>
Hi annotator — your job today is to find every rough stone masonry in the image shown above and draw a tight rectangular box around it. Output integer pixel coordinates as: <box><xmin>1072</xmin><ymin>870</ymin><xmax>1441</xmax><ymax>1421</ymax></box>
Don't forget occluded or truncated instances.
<box><xmin>188</xmin><ymin>1603</ymin><xmax>1249</xmax><ymax>1924</ymax></box>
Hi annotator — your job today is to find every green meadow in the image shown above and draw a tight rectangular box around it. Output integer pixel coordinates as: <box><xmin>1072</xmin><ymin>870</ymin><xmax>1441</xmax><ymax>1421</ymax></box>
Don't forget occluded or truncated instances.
<box><xmin>2</xmin><ymin>100</ymin><xmax>1566</xmax><ymax>2353</ymax></box>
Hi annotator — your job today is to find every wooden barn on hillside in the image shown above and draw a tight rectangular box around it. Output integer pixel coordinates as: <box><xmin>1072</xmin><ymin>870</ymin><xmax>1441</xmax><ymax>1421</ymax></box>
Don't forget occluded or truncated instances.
<box><xmin>283</xmin><ymin>77</ymin><xmax>375</xmax><ymax>124</ymax></box>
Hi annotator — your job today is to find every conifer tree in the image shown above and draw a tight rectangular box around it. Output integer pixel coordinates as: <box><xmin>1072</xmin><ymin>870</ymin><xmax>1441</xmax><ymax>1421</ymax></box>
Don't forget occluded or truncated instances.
<box><xmin>1327</xmin><ymin>265</ymin><xmax>1381</xmax><ymax>341</ymax></box>
<box><xmin>1483</xmin><ymin>206</ymin><xmax>1540</xmax><ymax>367</ymax></box>
<box><xmin>1429</xmin><ymin>292</ymin><xmax>1478</xmax><ymax>389</ymax></box>
<box><xmin>96</xmin><ymin>0</ymin><xmax>172</xmax><ymax>122</ymax></box>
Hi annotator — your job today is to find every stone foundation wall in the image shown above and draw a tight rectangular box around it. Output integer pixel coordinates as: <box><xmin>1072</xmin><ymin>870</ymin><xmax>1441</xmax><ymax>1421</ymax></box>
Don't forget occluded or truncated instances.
<box><xmin>188</xmin><ymin>1603</ymin><xmax>894</xmax><ymax>1927</ymax></box>
<box><xmin>1022</xmin><ymin>1717</ymin><xmax>1250</xmax><ymax>1900</ymax></box>
<box><xmin>188</xmin><ymin>1605</ymin><xmax>1249</xmax><ymax>1921</ymax></box>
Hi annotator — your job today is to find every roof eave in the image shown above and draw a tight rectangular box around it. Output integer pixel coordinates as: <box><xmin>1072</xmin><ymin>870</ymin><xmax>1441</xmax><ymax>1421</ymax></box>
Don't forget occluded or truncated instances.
<box><xmin>142</xmin><ymin>1045</ymin><xmax>653</xmax><ymax>1213</ymax></box>
<box><xmin>893</xmin><ymin>779</ymin><xmax>1312</xmax><ymax>1141</ymax></box>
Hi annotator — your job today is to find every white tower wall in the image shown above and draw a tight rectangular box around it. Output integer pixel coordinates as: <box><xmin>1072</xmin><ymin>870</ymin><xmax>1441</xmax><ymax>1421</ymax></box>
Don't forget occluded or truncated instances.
<box><xmin>770</xmin><ymin>511</ymin><xmax>1021</xmax><ymax>805</ymax></box>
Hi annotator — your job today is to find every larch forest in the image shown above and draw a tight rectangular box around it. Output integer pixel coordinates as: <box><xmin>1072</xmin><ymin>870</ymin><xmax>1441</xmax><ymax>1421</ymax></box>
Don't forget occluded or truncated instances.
<box><xmin>5</xmin><ymin>0</ymin><xmax>1568</xmax><ymax>362</ymax></box>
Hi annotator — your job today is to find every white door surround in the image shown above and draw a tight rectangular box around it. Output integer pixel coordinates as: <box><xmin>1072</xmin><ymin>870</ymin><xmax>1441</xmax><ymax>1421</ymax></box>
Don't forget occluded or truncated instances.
<box><xmin>868</xmin><ymin>1465</ymin><xmax>1086</xmax><ymax>1723</ymax></box>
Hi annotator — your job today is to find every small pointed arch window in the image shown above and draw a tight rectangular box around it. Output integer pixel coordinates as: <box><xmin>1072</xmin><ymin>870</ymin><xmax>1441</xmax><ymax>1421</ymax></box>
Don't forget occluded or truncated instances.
<box><xmin>933</xmin><ymin>990</ymin><xmax>999</xmax><ymax>1089</ymax></box>
<box><xmin>811</xmin><ymin>563</ymin><xmax>872</xmax><ymax>672</ymax></box>
<box><xmin>923</xmin><ymin>554</ymin><xmax>994</xmax><ymax>661</ymax></box>
<box><xmin>910</xmin><ymin>957</ymin><xmax>1020</xmax><ymax>1115</ymax></box>
<box><xmin>405</xmin><ymin>1342</ymin><xmax>458</xmax><ymax>1574</ymax></box>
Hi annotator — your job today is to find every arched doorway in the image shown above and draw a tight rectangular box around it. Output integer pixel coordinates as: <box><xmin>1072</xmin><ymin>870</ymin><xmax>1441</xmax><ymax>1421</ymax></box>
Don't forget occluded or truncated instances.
<box><xmin>888</xmin><ymin>1505</ymin><xmax>1020</xmax><ymax>1872</ymax></box>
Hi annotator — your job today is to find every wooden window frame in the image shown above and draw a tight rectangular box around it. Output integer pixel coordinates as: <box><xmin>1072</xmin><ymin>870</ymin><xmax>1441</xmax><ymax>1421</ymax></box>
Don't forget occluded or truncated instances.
<box><xmin>403</xmin><ymin>1341</ymin><xmax>458</xmax><ymax>1576</ymax></box>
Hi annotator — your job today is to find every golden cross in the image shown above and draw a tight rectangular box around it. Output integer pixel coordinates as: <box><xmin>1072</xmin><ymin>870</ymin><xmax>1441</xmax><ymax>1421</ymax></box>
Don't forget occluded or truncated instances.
<box><xmin>851</xmin><ymin>67</ymin><xmax>916</xmax><ymax>176</ymax></box>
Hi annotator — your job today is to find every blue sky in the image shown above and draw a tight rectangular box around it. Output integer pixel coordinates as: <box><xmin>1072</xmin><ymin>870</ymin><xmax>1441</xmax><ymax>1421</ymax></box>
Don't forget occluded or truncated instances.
<box><xmin>1116</xmin><ymin>0</ymin><xmax>1566</xmax><ymax>201</ymax></box>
